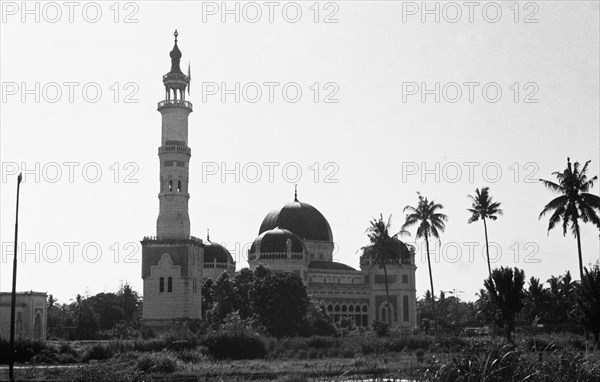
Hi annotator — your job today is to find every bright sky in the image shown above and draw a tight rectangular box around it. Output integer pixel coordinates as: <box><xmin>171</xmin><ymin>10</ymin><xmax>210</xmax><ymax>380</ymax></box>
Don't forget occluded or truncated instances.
<box><xmin>1</xmin><ymin>1</ymin><xmax>599</xmax><ymax>303</ymax></box>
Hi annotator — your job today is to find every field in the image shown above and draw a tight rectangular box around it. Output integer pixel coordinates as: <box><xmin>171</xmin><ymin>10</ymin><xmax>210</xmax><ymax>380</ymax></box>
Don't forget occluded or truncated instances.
<box><xmin>1</xmin><ymin>332</ymin><xmax>599</xmax><ymax>381</ymax></box>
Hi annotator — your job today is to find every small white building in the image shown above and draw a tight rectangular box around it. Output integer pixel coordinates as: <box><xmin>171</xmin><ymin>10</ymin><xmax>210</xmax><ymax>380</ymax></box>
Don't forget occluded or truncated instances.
<box><xmin>0</xmin><ymin>291</ymin><xmax>47</xmax><ymax>341</ymax></box>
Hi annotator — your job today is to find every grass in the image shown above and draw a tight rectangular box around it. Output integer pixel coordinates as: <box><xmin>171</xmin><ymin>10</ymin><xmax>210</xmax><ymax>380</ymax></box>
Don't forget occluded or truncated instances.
<box><xmin>2</xmin><ymin>332</ymin><xmax>599</xmax><ymax>381</ymax></box>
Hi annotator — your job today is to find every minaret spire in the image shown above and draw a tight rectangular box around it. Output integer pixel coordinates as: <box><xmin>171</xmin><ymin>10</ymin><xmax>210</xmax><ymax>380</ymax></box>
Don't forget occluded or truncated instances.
<box><xmin>294</xmin><ymin>184</ymin><xmax>298</xmax><ymax>202</ymax></box>
<box><xmin>207</xmin><ymin>228</ymin><xmax>210</xmax><ymax>241</ymax></box>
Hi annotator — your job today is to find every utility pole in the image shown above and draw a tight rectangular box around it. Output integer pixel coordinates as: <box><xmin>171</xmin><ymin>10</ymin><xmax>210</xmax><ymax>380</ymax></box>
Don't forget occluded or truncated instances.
<box><xmin>9</xmin><ymin>173</ymin><xmax>22</xmax><ymax>382</ymax></box>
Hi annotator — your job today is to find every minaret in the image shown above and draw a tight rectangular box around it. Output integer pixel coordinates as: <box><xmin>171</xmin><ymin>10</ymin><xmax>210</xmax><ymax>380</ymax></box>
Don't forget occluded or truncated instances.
<box><xmin>141</xmin><ymin>31</ymin><xmax>202</xmax><ymax>329</ymax></box>
<box><xmin>156</xmin><ymin>30</ymin><xmax>193</xmax><ymax>239</ymax></box>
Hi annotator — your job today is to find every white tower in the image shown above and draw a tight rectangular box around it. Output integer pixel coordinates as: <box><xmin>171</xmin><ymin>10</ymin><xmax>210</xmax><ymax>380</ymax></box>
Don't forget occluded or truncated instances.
<box><xmin>141</xmin><ymin>31</ymin><xmax>203</xmax><ymax>329</ymax></box>
<box><xmin>156</xmin><ymin>29</ymin><xmax>192</xmax><ymax>239</ymax></box>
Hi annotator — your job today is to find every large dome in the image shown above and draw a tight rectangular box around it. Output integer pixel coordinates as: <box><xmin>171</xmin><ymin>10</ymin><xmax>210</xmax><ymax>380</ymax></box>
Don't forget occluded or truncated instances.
<box><xmin>259</xmin><ymin>198</ymin><xmax>333</xmax><ymax>242</ymax></box>
<box><xmin>203</xmin><ymin>240</ymin><xmax>234</xmax><ymax>264</ymax></box>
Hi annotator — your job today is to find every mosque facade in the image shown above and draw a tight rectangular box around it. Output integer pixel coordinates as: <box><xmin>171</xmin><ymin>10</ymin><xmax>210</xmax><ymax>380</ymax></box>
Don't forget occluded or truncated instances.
<box><xmin>141</xmin><ymin>33</ymin><xmax>417</xmax><ymax>330</ymax></box>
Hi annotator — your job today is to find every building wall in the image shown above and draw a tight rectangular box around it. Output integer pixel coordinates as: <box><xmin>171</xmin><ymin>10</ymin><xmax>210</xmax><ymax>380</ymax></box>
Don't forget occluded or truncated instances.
<box><xmin>304</xmin><ymin>241</ymin><xmax>335</xmax><ymax>262</ymax></box>
<box><xmin>142</xmin><ymin>240</ymin><xmax>202</xmax><ymax>325</ymax></box>
<box><xmin>202</xmin><ymin>262</ymin><xmax>236</xmax><ymax>281</ymax></box>
<box><xmin>248</xmin><ymin>255</ymin><xmax>309</xmax><ymax>282</ymax></box>
<box><xmin>0</xmin><ymin>292</ymin><xmax>47</xmax><ymax>341</ymax></box>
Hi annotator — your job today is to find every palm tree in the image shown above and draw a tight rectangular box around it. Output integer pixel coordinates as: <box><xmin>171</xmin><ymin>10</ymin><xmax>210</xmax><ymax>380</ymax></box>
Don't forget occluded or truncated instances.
<box><xmin>523</xmin><ymin>277</ymin><xmax>551</xmax><ymax>325</ymax></box>
<box><xmin>484</xmin><ymin>267</ymin><xmax>526</xmax><ymax>342</ymax></box>
<box><xmin>467</xmin><ymin>187</ymin><xmax>503</xmax><ymax>277</ymax></box>
<box><xmin>539</xmin><ymin>158</ymin><xmax>600</xmax><ymax>280</ymax></box>
<box><xmin>546</xmin><ymin>271</ymin><xmax>575</xmax><ymax>324</ymax></box>
<box><xmin>361</xmin><ymin>214</ymin><xmax>412</xmax><ymax>325</ymax></box>
<box><xmin>401</xmin><ymin>193</ymin><xmax>448</xmax><ymax>315</ymax></box>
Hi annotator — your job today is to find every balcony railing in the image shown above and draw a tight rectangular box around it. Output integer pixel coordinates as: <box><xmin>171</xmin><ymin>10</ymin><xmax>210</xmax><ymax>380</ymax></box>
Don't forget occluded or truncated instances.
<box><xmin>159</xmin><ymin>145</ymin><xmax>191</xmax><ymax>155</ymax></box>
<box><xmin>157</xmin><ymin>99</ymin><xmax>193</xmax><ymax>111</ymax></box>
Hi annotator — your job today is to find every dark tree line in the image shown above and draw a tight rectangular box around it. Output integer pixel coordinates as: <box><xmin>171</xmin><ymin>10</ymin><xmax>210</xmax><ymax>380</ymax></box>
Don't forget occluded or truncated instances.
<box><xmin>477</xmin><ymin>266</ymin><xmax>600</xmax><ymax>343</ymax></box>
<box><xmin>47</xmin><ymin>283</ymin><xmax>142</xmax><ymax>340</ymax></box>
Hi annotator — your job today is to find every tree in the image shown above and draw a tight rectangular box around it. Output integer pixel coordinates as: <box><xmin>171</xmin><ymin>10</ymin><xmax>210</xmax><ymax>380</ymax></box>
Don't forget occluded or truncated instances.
<box><xmin>360</xmin><ymin>214</ymin><xmax>411</xmax><ymax>325</ymax></box>
<box><xmin>484</xmin><ymin>267</ymin><xmax>526</xmax><ymax>342</ymax></box>
<box><xmin>574</xmin><ymin>266</ymin><xmax>600</xmax><ymax>344</ymax></box>
<box><xmin>201</xmin><ymin>278</ymin><xmax>216</xmax><ymax>319</ymax></box>
<box><xmin>249</xmin><ymin>266</ymin><xmax>309</xmax><ymax>337</ymax></box>
<box><xmin>467</xmin><ymin>187</ymin><xmax>503</xmax><ymax>277</ymax></box>
<box><xmin>523</xmin><ymin>277</ymin><xmax>551</xmax><ymax>325</ymax></box>
<box><xmin>118</xmin><ymin>282</ymin><xmax>141</xmax><ymax>325</ymax></box>
<box><xmin>304</xmin><ymin>297</ymin><xmax>336</xmax><ymax>336</ymax></box>
<box><xmin>546</xmin><ymin>271</ymin><xmax>576</xmax><ymax>325</ymax></box>
<box><xmin>74</xmin><ymin>294</ymin><xmax>99</xmax><ymax>339</ymax></box>
<box><xmin>402</xmin><ymin>193</ymin><xmax>448</xmax><ymax>316</ymax></box>
<box><xmin>208</xmin><ymin>272</ymin><xmax>238</xmax><ymax>324</ymax></box>
<box><xmin>233</xmin><ymin>268</ymin><xmax>255</xmax><ymax>319</ymax></box>
<box><xmin>539</xmin><ymin>158</ymin><xmax>600</xmax><ymax>280</ymax></box>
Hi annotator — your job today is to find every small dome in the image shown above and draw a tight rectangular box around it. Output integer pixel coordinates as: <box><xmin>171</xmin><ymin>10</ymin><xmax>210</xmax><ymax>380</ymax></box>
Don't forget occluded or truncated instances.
<box><xmin>259</xmin><ymin>199</ymin><xmax>333</xmax><ymax>242</ymax></box>
<box><xmin>250</xmin><ymin>228</ymin><xmax>305</xmax><ymax>254</ymax></box>
<box><xmin>168</xmin><ymin>30</ymin><xmax>183</xmax><ymax>74</ymax></box>
<box><xmin>170</xmin><ymin>42</ymin><xmax>182</xmax><ymax>61</ymax></box>
<box><xmin>203</xmin><ymin>240</ymin><xmax>234</xmax><ymax>264</ymax></box>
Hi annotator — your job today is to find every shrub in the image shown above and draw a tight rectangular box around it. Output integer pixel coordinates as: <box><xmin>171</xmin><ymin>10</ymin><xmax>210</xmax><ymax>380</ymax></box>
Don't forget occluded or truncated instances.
<box><xmin>413</xmin><ymin>341</ymin><xmax>600</xmax><ymax>382</ymax></box>
<box><xmin>0</xmin><ymin>338</ymin><xmax>46</xmax><ymax>364</ymax></box>
<box><xmin>176</xmin><ymin>348</ymin><xmax>208</xmax><ymax>363</ymax></box>
<box><xmin>372</xmin><ymin>321</ymin><xmax>389</xmax><ymax>337</ymax></box>
<box><xmin>59</xmin><ymin>342</ymin><xmax>79</xmax><ymax>357</ymax></box>
<box><xmin>415</xmin><ymin>348</ymin><xmax>425</xmax><ymax>363</ymax></box>
<box><xmin>202</xmin><ymin>333</ymin><xmax>267</xmax><ymax>360</ymax></box>
<box><xmin>133</xmin><ymin>337</ymin><xmax>169</xmax><ymax>352</ymax></box>
<box><xmin>82</xmin><ymin>343</ymin><xmax>114</xmax><ymax>362</ymax></box>
<box><xmin>168</xmin><ymin>339</ymin><xmax>193</xmax><ymax>351</ymax></box>
<box><xmin>136</xmin><ymin>352</ymin><xmax>178</xmax><ymax>373</ymax></box>
<box><xmin>306</xmin><ymin>336</ymin><xmax>338</xmax><ymax>349</ymax></box>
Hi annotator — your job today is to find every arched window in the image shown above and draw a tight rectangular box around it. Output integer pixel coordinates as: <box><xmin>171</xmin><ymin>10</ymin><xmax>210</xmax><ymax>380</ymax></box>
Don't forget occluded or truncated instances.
<box><xmin>334</xmin><ymin>305</ymin><xmax>340</xmax><ymax>312</ymax></box>
<box><xmin>349</xmin><ymin>305</ymin><xmax>354</xmax><ymax>313</ymax></box>
<box><xmin>159</xmin><ymin>277</ymin><xmax>164</xmax><ymax>293</ymax></box>
<box><xmin>168</xmin><ymin>180</ymin><xmax>173</xmax><ymax>192</ymax></box>
<box><xmin>177</xmin><ymin>180</ymin><xmax>181</xmax><ymax>192</ymax></box>
<box><xmin>341</xmin><ymin>305</ymin><xmax>347</xmax><ymax>313</ymax></box>
<box><xmin>380</xmin><ymin>302</ymin><xmax>393</xmax><ymax>323</ymax></box>
<box><xmin>168</xmin><ymin>277</ymin><xmax>173</xmax><ymax>292</ymax></box>
<box><xmin>327</xmin><ymin>305</ymin><xmax>333</xmax><ymax>312</ymax></box>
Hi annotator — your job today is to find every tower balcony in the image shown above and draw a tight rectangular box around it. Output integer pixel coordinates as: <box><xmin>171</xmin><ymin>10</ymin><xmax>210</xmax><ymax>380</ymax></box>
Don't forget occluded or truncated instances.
<box><xmin>159</xmin><ymin>145</ymin><xmax>191</xmax><ymax>155</ymax></box>
<box><xmin>163</xmin><ymin>73</ymin><xmax>189</xmax><ymax>83</ymax></box>
<box><xmin>157</xmin><ymin>99</ymin><xmax>193</xmax><ymax>111</ymax></box>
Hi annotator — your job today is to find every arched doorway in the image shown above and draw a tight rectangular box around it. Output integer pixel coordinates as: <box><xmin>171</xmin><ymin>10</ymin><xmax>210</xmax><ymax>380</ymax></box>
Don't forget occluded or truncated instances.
<box><xmin>34</xmin><ymin>313</ymin><xmax>42</xmax><ymax>340</ymax></box>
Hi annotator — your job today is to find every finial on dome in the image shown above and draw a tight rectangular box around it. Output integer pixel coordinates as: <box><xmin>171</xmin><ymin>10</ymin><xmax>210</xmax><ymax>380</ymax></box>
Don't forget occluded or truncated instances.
<box><xmin>174</xmin><ymin>29</ymin><xmax>178</xmax><ymax>43</ymax></box>
<box><xmin>207</xmin><ymin>228</ymin><xmax>210</xmax><ymax>241</ymax></box>
<box><xmin>294</xmin><ymin>184</ymin><xmax>298</xmax><ymax>202</ymax></box>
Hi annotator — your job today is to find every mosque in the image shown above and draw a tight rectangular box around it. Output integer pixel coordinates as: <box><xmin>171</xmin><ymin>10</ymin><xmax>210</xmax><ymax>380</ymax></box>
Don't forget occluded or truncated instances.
<box><xmin>141</xmin><ymin>32</ymin><xmax>417</xmax><ymax>330</ymax></box>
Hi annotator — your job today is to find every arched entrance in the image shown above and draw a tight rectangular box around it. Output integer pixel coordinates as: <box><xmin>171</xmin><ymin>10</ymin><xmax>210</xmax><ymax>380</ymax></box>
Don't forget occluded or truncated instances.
<box><xmin>34</xmin><ymin>313</ymin><xmax>42</xmax><ymax>340</ymax></box>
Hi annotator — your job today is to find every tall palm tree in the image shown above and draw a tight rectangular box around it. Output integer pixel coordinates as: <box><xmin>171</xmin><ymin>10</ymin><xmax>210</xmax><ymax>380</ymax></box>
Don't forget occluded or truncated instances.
<box><xmin>467</xmin><ymin>187</ymin><xmax>503</xmax><ymax>277</ymax></box>
<box><xmin>401</xmin><ymin>193</ymin><xmax>448</xmax><ymax>315</ymax></box>
<box><xmin>484</xmin><ymin>267</ymin><xmax>526</xmax><ymax>343</ymax></box>
<box><xmin>361</xmin><ymin>214</ymin><xmax>412</xmax><ymax>325</ymax></box>
<box><xmin>539</xmin><ymin>158</ymin><xmax>600</xmax><ymax>280</ymax></box>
